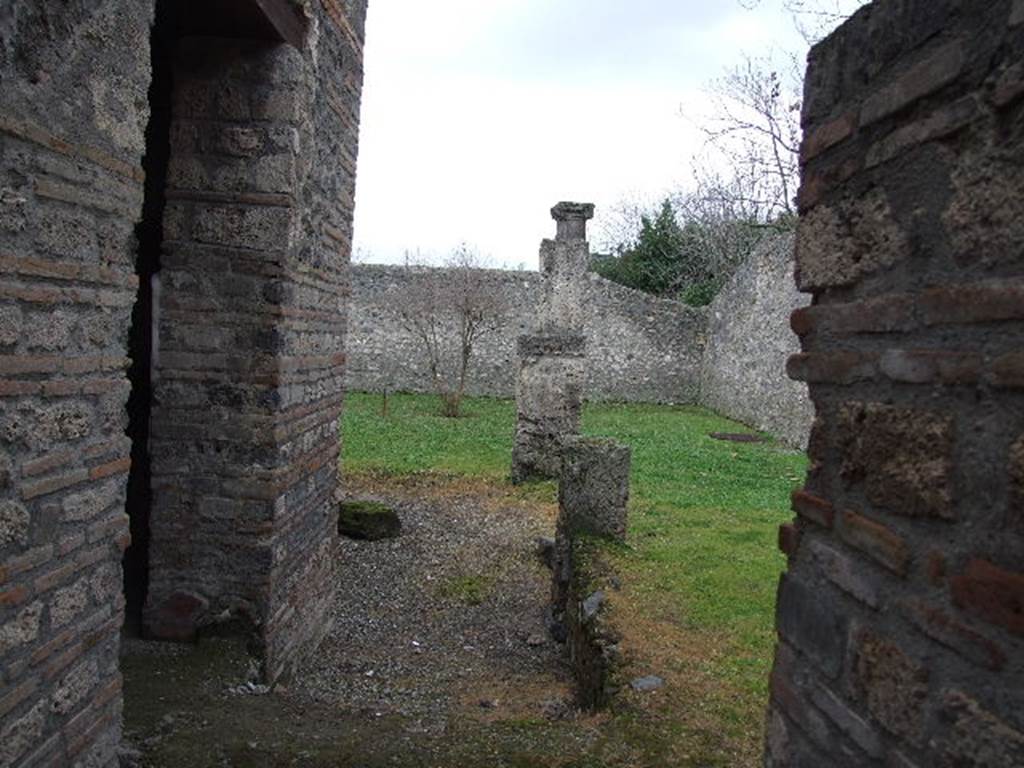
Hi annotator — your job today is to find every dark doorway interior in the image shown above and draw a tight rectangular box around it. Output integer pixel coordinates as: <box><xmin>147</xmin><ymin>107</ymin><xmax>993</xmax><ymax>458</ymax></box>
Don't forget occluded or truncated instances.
<box><xmin>123</xmin><ymin>0</ymin><xmax>175</xmax><ymax>634</ymax></box>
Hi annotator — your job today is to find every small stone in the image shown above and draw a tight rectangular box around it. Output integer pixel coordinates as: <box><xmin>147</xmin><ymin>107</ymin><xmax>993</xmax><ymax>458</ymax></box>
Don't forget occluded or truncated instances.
<box><xmin>479</xmin><ymin>699</ymin><xmax>499</xmax><ymax>709</ymax></box>
<box><xmin>526</xmin><ymin>633</ymin><xmax>546</xmax><ymax>647</ymax></box>
<box><xmin>630</xmin><ymin>675</ymin><xmax>665</xmax><ymax>692</ymax></box>
<box><xmin>582</xmin><ymin>590</ymin><xmax>605</xmax><ymax>620</ymax></box>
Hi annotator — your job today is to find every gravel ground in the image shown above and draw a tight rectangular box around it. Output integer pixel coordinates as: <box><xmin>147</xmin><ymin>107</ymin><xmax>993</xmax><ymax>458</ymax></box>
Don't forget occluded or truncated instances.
<box><xmin>290</xmin><ymin>477</ymin><xmax>572</xmax><ymax>732</ymax></box>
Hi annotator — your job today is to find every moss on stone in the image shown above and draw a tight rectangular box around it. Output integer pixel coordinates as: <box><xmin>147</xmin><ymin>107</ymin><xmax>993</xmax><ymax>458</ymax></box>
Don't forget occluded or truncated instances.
<box><xmin>338</xmin><ymin>500</ymin><xmax>401</xmax><ymax>541</ymax></box>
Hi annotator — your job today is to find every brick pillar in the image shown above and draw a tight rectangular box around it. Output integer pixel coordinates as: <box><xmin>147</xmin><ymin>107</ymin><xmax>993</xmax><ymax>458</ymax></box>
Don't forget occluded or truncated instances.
<box><xmin>768</xmin><ymin>2</ymin><xmax>1024</xmax><ymax>766</ymax></box>
<box><xmin>145</xmin><ymin>0</ymin><xmax>366</xmax><ymax>684</ymax></box>
<box><xmin>511</xmin><ymin>202</ymin><xmax>594</xmax><ymax>482</ymax></box>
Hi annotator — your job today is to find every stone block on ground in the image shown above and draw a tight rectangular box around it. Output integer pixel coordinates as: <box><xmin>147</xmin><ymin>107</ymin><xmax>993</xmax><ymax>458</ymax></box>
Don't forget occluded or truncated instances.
<box><xmin>338</xmin><ymin>500</ymin><xmax>402</xmax><ymax>541</ymax></box>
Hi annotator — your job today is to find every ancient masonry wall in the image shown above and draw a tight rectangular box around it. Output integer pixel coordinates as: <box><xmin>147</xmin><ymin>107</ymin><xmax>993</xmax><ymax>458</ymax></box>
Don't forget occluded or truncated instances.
<box><xmin>0</xmin><ymin>1</ymin><xmax>367</xmax><ymax>765</ymax></box>
<box><xmin>0</xmin><ymin>3</ymin><xmax>153</xmax><ymax>766</ymax></box>
<box><xmin>146</xmin><ymin>1</ymin><xmax>366</xmax><ymax>683</ymax></box>
<box><xmin>701</xmin><ymin>233</ymin><xmax>814</xmax><ymax>448</ymax></box>
<box><xmin>769</xmin><ymin>1</ymin><xmax>1024</xmax><ymax>766</ymax></box>
<box><xmin>347</xmin><ymin>266</ymin><xmax>707</xmax><ymax>404</ymax></box>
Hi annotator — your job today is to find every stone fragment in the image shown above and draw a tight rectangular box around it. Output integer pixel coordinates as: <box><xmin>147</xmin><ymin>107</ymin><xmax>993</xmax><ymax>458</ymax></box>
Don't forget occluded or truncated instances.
<box><xmin>0</xmin><ymin>602</ymin><xmax>43</xmax><ymax>655</ymax></box>
<box><xmin>337</xmin><ymin>500</ymin><xmax>401</xmax><ymax>541</ymax></box>
<box><xmin>630</xmin><ymin>675</ymin><xmax>664</xmax><ymax>692</ymax></box>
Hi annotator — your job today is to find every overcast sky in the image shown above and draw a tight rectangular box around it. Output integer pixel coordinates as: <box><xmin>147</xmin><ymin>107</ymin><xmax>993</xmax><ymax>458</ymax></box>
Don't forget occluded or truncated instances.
<box><xmin>350</xmin><ymin>1</ymin><xmax>836</xmax><ymax>269</ymax></box>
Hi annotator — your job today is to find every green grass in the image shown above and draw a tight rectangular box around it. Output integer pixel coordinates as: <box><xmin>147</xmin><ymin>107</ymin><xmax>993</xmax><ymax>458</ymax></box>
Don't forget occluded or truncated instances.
<box><xmin>342</xmin><ymin>390</ymin><xmax>806</xmax><ymax>703</ymax></box>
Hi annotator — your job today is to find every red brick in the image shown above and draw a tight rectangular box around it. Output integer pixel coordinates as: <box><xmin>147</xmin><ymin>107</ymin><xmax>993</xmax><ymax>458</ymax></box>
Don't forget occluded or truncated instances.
<box><xmin>790</xmin><ymin>307</ymin><xmax>814</xmax><ymax>337</ymax></box>
<box><xmin>20</xmin><ymin>468</ymin><xmax>90</xmax><ymax>500</ymax></box>
<box><xmin>0</xmin><ymin>544</ymin><xmax>54</xmax><ymax>584</ymax></box>
<box><xmin>787</xmin><ymin>351</ymin><xmax>877</xmax><ymax>384</ymax></box>
<box><xmin>778</xmin><ymin>523</ymin><xmax>800</xmax><ymax>557</ymax></box>
<box><xmin>89</xmin><ymin>455</ymin><xmax>130</xmax><ymax>480</ymax></box>
<box><xmin>866</xmin><ymin>95</ymin><xmax>977</xmax><ymax>168</ymax></box>
<box><xmin>920</xmin><ymin>280</ymin><xmax>1024</xmax><ymax>325</ymax></box>
<box><xmin>29</xmin><ymin>626</ymin><xmax>76</xmax><ymax>666</ymax></box>
<box><xmin>801</xmin><ymin>112</ymin><xmax>857</xmax><ymax>162</ymax></box>
<box><xmin>0</xmin><ymin>678</ymin><xmax>37</xmax><ymax>718</ymax></box>
<box><xmin>791</xmin><ymin>489</ymin><xmax>835</xmax><ymax>528</ymax></box>
<box><xmin>904</xmin><ymin>600</ymin><xmax>1006</xmax><ymax>671</ymax></box>
<box><xmin>879</xmin><ymin>349</ymin><xmax>981</xmax><ymax>385</ymax></box>
<box><xmin>33</xmin><ymin>560</ymin><xmax>78</xmax><ymax>593</ymax></box>
<box><xmin>860</xmin><ymin>41</ymin><xmax>964</xmax><ymax>126</ymax></box>
<box><xmin>21</xmin><ymin>450</ymin><xmax>75</xmax><ymax>478</ymax></box>
<box><xmin>0</xmin><ymin>584</ymin><xmax>31</xmax><ymax>606</ymax></box>
<box><xmin>988</xmin><ymin>352</ymin><xmax>1024</xmax><ymax>389</ymax></box>
<box><xmin>0</xmin><ymin>354</ymin><xmax>61</xmax><ymax>375</ymax></box>
<box><xmin>840</xmin><ymin>510</ymin><xmax>909</xmax><ymax>575</ymax></box>
<box><xmin>951</xmin><ymin>558</ymin><xmax>1024</xmax><ymax>637</ymax></box>
<box><xmin>0</xmin><ymin>379</ymin><xmax>41</xmax><ymax>396</ymax></box>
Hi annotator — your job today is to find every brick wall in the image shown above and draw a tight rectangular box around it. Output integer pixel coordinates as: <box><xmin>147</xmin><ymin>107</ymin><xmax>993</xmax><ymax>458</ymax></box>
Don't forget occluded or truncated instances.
<box><xmin>0</xmin><ymin>3</ymin><xmax>153</xmax><ymax>766</ymax></box>
<box><xmin>1</xmin><ymin>0</ymin><xmax>367</xmax><ymax>764</ymax></box>
<box><xmin>145</xmin><ymin>1</ymin><xmax>366</xmax><ymax>683</ymax></box>
<box><xmin>769</xmin><ymin>1</ymin><xmax>1024</xmax><ymax>765</ymax></box>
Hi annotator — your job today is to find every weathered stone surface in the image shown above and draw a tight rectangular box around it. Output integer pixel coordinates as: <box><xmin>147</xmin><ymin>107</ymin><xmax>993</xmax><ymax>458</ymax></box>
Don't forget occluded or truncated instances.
<box><xmin>345</xmin><ymin>264</ymin><xmax>707</xmax><ymax>407</ymax></box>
<box><xmin>511</xmin><ymin>333</ymin><xmax>585</xmax><ymax>483</ymax></box>
<box><xmin>558</xmin><ymin>436</ymin><xmax>631</xmax><ymax>542</ymax></box>
<box><xmin>837</xmin><ymin>402</ymin><xmax>954</xmax><ymax>520</ymax></box>
<box><xmin>701</xmin><ymin>233</ymin><xmax>813</xmax><ymax>449</ymax></box>
<box><xmin>795</xmin><ymin>190</ymin><xmax>909</xmax><ymax>290</ymax></box>
<box><xmin>938</xmin><ymin>690</ymin><xmax>1024</xmax><ymax>768</ymax></box>
<box><xmin>853</xmin><ymin>630</ymin><xmax>929</xmax><ymax>741</ymax></box>
<box><xmin>776</xmin><ymin>575</ymin><xmax>847</xmax><ymax>679</ymax></box>
<box><xmin>0</xmin><ymin>499</ymin><xmax>30</xmax><ymax>547</ymax></box>
<box><xmin>338</xmin><ymin>500</ymin><xmax>402</xmax><ymax>541</ymax></box>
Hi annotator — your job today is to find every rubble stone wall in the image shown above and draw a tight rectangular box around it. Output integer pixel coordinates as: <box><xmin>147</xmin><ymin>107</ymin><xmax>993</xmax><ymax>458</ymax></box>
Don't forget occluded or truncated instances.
<box><xmin>701</xmin><ymin>233</ymin><xmax>814</xmax><ymax>448</ymax></box>
<box><xmin>769</xmin><ymin>1</ymin><xmax>1024</xmax><ymax>765</ymax></box>
<box><xmin>347</xmin><ymin>265</ymin><xmax>707</xmax><ymax>405</ymax></box>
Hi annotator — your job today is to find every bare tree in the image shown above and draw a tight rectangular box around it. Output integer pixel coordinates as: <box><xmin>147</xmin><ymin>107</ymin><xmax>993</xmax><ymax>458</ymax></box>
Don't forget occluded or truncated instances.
<box><xmin>394</xmin><ymin>245</ymin><xmax>507</xmax><ymax>418</ymax></box>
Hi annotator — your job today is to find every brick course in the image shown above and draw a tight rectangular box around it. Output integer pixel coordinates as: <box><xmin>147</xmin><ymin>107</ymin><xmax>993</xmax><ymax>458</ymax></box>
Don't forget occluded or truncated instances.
<box><xmin>767</xmin><ymin>1</ymin><xmax>1024</xmax><ymax>764</ymax></box>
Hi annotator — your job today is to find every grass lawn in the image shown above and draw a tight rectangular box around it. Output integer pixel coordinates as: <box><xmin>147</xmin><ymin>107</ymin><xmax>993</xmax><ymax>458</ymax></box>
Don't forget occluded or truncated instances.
<box><xmin>342</xmin><ymin>391</ymin><xmax>807</xmax><ymax>763</ymax></box>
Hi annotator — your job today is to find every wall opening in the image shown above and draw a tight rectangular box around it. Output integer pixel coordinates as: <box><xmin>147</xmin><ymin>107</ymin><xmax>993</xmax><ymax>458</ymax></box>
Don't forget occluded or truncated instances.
<box><xmin>123</xmin><ymin>0</ymin><xmax>174</xmax><ymax>634</ymax></box>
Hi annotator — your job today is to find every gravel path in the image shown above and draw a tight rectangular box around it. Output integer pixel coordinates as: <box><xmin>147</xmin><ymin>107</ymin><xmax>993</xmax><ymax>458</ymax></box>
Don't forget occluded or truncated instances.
<box><xmin>291</xmin><ymin>476</ymin><xmax>572</xmax><ymax>732</ymax></box>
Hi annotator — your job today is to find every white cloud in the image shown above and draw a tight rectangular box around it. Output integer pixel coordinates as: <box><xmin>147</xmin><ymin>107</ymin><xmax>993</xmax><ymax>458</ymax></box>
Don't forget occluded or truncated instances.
<box><xmin>352</xmin><ymin>1</ymin><xmax>823</xmax><ymax>269</ymax></box>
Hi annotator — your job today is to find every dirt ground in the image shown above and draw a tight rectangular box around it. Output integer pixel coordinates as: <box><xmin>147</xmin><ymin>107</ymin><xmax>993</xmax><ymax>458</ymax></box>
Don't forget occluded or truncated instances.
<box><xmin>122</xmin><ymin>474</ymin><xmax>760</xmax><ymax>767</ymax></box>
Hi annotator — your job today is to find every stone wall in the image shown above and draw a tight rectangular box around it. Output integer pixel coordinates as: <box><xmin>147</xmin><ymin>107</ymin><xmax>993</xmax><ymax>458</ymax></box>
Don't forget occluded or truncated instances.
<box><xmin>347</xmin><ymin>264</ymin><xmax>707</xmax><ymax>404</ymax></box>
<box><xmin>769</xmin><ymin>1</ymin><xmax>1024</xmax><ymax>765</ymax></box>
<box><xmin>0</xmin><ymin>3</ymin><xmax>152</xmax><ymax>766</ymax></box>
<box><xmin>146</xmin><ymin>0</ymin><xmax>366</xmax><ymax>684</ymax></box>
<box><xmin>701</xmin><ymin>233</ymin><xmax>813</xmax><ymax>448</ymax></box>
<box><xmin>0</xmin><ymin>1</ymin><xmax>366</xmax><ymax>764</ymax></box>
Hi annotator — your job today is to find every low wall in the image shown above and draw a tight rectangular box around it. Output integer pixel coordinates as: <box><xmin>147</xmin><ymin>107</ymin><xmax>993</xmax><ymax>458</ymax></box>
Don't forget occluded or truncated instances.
<box><xmin>346</xmin><ymin>265</ymin><xmax>707</xmax><ymax>404</ymax></box>
<box><xmin>701</xmin><ymin>233</ymin><xmax>814</xmax><ymax>448</ymax></box>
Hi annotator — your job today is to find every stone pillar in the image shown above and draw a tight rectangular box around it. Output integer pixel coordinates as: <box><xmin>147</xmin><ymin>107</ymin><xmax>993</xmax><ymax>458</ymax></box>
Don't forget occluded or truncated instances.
<box><xmin>510</xmin><ymin>202</ymin><xmax>594</xmax><ymax>482</ymax></box>
<box><xmin>551</xmin><ymin>436</ymin><xmax>631</xmax><ymax>618</ymax></box>
<box><xmin>768</xmin><ymin>2</ymin><xmax>1024</xmax><ymax>766</ymax></box>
